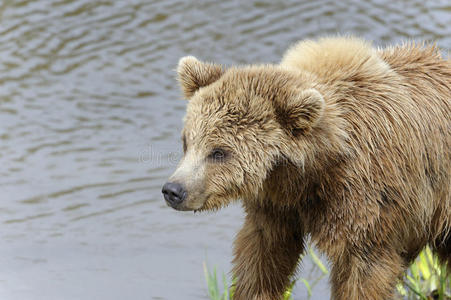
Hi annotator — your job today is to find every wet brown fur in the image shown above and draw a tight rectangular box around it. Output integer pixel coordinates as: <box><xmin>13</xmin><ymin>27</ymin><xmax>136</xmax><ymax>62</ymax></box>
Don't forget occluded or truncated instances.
<box><xmin>175</xmin><ymin>37</ymin><xmax>451</xmax><ymax>300</ymax></box>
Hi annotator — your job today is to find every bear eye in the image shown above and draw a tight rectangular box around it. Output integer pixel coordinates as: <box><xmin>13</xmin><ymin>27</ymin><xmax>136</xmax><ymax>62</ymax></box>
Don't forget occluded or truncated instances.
<box><xmin>208</xmin><ymin>148</ymin><xmax>227</xmax><ymax>162</ymax></box>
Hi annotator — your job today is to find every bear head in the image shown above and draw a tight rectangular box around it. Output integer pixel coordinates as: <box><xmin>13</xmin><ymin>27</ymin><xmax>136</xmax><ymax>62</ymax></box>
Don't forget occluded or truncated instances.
<box><xmin>162</xmin><ymin>56</ymin><xmax>326</xmax><ymax>211</ymax></box>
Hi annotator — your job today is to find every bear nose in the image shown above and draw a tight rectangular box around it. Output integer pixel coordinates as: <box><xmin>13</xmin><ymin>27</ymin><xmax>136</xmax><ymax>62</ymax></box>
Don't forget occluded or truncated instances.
<box><xmin>162</xmin><ymin>182</ymin><xmax>186</xmax><ymax>206</ymax></box>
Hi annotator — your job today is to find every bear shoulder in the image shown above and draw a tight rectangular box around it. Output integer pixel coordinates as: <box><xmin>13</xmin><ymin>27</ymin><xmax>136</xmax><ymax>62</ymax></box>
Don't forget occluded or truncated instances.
<box><xmin>280</xmin><ymin>36</ymin><xmax>393</xmax><ymax>82</ymax></box>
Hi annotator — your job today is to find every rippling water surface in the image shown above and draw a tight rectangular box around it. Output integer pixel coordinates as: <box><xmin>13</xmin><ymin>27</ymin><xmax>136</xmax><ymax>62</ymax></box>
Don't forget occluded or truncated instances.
<box><xmin>0</xmin><ymin>1</ymin><xmax>449</xmax><ymax>299</ymax></box>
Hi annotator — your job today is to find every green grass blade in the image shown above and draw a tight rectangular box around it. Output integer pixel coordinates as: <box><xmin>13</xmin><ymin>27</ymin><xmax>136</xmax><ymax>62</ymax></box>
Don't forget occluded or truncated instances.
<box><xmin>410</xmin><ymin>262</ymin><xmax>421</xmax><ymax>282</ymax></box>
<box><xmin>438</xmin><ymin>263</ymin><xmax>447</xmax><ymax>300</ymax></box>
<box><xmin>213</xmin><ymin>267</ymin><xmax>219</xmax><ymax>299</ymax></box>
<box><xmin>425</xmin><ymin>246</ymin><xmax>434</xmax><ymax>266</ymax></box>
<box><xmin>308</xmin><ymin>248</ymin><xmax>329</xmax><ymax>275</ymax></box>
<box><xmin>301</xmin><ymin>278</ymin><xmax>312</xmax><ymax>298</ymax></box>
<box><xmin>404</xmin><ymin>280</ymin><xmax>428</xmax><ymax>300</ymax></box>
<box><xmin>283</xmin><ymin>280</ymin><xmax>295</xmax><ymax>300</ymax></box>
<box><xmin>418</xmin><ymin>250</ymin><xmax>431</xmax><ymax>280</ymax></box>
<box><xmin>396</xmin><ymin>282</ymin><xmax>407</xmax><ymax>296</ymax></box>
<box><xmin>222</xmin><ymin>273</ymin><xmax>229</xmax><ymax>300</ymax></box>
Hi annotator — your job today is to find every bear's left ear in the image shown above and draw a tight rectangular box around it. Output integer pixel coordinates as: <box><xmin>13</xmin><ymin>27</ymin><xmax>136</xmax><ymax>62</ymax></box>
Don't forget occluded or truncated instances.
<box><xmin>276</xmin><ymin>88</ymin><xmax>325</xmax><ymax>133</ymax></box>
<box><xmin>177</xmin><ymin>56</ymin><xmax>224</xmax><ymax>99</ymax></box>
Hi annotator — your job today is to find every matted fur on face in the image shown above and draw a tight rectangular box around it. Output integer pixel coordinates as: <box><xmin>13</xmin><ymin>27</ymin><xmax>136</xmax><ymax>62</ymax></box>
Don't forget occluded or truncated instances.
<box><xmin>169</xmin><ymin>72</ymin><xmax>280</xmax><ymax>211</ymax></box>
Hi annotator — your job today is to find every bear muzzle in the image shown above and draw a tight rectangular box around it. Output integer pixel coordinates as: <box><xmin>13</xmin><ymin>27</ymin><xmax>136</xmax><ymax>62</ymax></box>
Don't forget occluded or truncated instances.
<box><xmin>162</xmin><ymin>181</ymin><xmax>190</xmax><ymax>210</ymax></box>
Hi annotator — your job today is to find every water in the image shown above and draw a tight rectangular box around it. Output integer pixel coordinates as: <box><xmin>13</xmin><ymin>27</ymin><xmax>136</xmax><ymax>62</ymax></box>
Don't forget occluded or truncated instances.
<box><xmin>0</xmin><ymin>1</ymin><xmax>449</xmax><ymax>299</ymax></box>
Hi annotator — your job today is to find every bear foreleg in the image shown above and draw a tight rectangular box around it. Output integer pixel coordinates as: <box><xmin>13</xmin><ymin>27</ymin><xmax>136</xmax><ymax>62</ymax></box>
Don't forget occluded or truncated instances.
<box><xmin>232</xmin><ymin>206</ymin><xmax>304</xmax><ymax>300</ymax></box>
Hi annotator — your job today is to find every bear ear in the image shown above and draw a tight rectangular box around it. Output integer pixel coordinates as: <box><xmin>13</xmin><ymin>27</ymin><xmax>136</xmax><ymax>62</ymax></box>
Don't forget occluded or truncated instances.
<box><xmin>276</xmin><ymin>88</ymin><xmax>325</xmax><ymax>134</ymax></box>
<box><xmin>177</xmin><ymin>56</ymin><xmax>224</xmax><ymax>99</ymax></box>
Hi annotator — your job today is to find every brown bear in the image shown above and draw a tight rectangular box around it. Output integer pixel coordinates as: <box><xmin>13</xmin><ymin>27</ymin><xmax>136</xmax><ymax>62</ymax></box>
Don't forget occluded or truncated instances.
<box><xmin>162</xmin><ymin>37</ymin><xmax>450</xmax><ymax>300</ymax></box>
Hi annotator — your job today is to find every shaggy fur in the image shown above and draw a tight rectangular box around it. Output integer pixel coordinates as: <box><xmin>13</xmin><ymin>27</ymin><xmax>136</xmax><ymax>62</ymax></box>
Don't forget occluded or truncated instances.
<box><xmin>167</xmin><ymin>37</ymin><xmax>450</xmax><ymax>300</ymax></box>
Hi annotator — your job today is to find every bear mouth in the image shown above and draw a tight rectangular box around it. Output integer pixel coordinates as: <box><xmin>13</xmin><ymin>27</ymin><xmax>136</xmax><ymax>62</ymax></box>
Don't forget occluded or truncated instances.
<box><xmin>191</xmin><ymin>194</ymin><xmax>213</xmax><ymax>212</ymax></box>
<box><xmin>167</xmin><ymin>194</ymin><xmax>209</xmax><ymax>212</ymax></box>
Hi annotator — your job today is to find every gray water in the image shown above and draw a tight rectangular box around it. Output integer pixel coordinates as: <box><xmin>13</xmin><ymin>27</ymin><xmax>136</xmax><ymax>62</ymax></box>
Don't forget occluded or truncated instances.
<box><xmin>0</xmin><ymin>1</ymin><xmax>449</xmax><ymax>299</ymax></box>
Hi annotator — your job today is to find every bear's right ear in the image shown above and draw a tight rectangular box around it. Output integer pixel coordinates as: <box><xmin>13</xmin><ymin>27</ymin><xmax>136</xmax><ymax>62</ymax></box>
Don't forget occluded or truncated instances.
<box><xmin>276</xmin><ymin>88</ymin><xmax>325</xmax><ymax>134</ymax></box>
<box><xmin>177</xmin><ymin>56</ymin><xmax>224</xmax><ymax>99</ymax></box>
